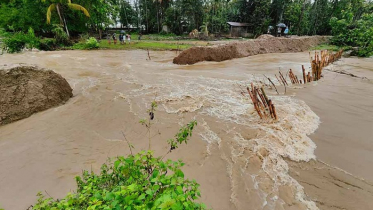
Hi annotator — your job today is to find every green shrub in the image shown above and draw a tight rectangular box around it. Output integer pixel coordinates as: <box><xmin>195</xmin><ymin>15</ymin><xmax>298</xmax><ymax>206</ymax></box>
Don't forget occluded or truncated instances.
<box><xmin>32</xmin><ymin>102</ymin><xmax>205</xmax><ymax>210</ymax></box>
<box><xmin>38</xmin><ymin>38</ymin><xmax>57</xmax><ymax>51</ymax></box>
<box><xmin>33</xmin><ymin>150</ymin><xmax>205</xmax><ymax>210</ymax></box>
<box><xmin>2</xmin><ymin>28</ymin><xmax>42</xmax><ymax>53</ymax></box>
<box><xmin>25</xmin><ymin>27</ymin><xmax>40</xmax><ymax>50</ymax></box>
<box><xmin>52</xmin><ymin>25</ymin><xmax>70</xmax><ymax>46</ymax></box>
<box><xmin>73</xmin><ymin>37</ymin><xmax>99</xmax><ymax>50</ymax></box>
<box><xmin>85</xmin><ymin>37</ymin><xmax>99</xmax><ymax>49</ymax></box>
<box><xmin>0</xmin><ymin>28</ymin><xmax>9</xmax><ymax>38</ymax></box>
<box><xmin>3</xmin><ymin>32</ymin><xmax>27</xmax><ymax>53</ymax></box>
<box><xmin>330</xmin><ymin>5</ymin><xmax>373</xmax><ymax>57</ymax></box>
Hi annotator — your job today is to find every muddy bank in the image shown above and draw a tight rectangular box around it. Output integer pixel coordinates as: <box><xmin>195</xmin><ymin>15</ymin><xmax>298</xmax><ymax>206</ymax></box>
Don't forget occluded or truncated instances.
<box><xmin>0</xmin><ymin>65</ymin><xmax>73</xmax><ymax>125</ymax></box>
<box><xmin>173</xmin><ymin>36</ymin><xmax>329</xmax><ymax>65</ymax></box>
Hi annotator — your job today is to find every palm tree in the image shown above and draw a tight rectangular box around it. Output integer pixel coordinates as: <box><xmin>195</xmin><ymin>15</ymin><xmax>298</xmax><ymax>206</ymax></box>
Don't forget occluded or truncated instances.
<box><xmin>43</xmin><ymin>0</ymin><xmax>90</xmax><ymax>37</ymax></box>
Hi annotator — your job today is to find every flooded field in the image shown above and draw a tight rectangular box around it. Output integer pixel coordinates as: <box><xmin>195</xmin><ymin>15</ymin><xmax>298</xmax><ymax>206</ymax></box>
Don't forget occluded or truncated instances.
<box><xmin>0</xmin><ymin>50</ymin><xmax>372</xmax><ymax>210</ymax></box>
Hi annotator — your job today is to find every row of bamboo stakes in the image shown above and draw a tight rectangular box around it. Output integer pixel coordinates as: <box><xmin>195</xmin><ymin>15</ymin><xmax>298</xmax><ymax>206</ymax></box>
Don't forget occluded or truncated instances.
<box><xmin>276</xmin><ymin>49</ymin><xmax>343</xmax><ymax>87</ymax></box>
<box><xmin>244</xmin><ymin>49</ymin><xmax>343</xmax><ymax>120</ymax></box>
<box><xmin>242</xmin><ymin>83</ymin><xmax>278</xmax><ymax>120</ymax></box>
<box><xmin>311</xmin><ymin>49</ymin><xmax>343</xmax><ymax>81</ymax></box>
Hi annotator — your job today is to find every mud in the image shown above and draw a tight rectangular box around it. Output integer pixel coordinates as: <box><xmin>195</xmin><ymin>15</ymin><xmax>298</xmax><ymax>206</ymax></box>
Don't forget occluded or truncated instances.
<box><xmin>173</xmin><ymin>36</ymin><xmax>329</xmax><ymax>65</ymax></box>
<box><xmin>0</xmin><ymin>66</ymin><xmax>73</xmax><ymax>125</ymax></box>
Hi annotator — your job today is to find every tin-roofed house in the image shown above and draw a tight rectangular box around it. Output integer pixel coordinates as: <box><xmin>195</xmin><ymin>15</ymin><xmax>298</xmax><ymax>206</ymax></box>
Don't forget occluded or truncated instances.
<box><xmin>227</xmin><ymin>22</ymin><xmax>251</xmax><ymax>37</ymax></box>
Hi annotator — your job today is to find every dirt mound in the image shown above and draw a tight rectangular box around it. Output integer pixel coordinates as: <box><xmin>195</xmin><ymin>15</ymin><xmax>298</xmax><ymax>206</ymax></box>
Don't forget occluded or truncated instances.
<box><xmin>0</xmin><ymin>66</ymin><xmax>73</xmax><ymax>125</ymax></box>
<box><xmin>256</xmin><ymin>34</ymin><xmax>275</xmax><ymax>39</ymax></box>
<box><xmin>173</xmin><ymin>36</ymin><xmax>330</xmax><ymax>65</ymax></box>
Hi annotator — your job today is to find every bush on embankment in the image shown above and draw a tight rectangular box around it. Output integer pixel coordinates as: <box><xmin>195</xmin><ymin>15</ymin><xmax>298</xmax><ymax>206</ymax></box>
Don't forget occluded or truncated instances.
<box><xmin>330</xmin><ymin>4</ymin><xmax>373</xmax><ymax>57</ymax></box>
<box><xmin>72</xmin><ymin>37</ymin><xmax>99</xmax><ymax>50</ymax></box>
<box><xmin>2</xmin><ymin>28</ymin><xmax>40</xmax><ymax>53</ymax></box>
<box><xmin>2</xmin><ymin>26</ymin><xmax>72</xmax><ymax>53</ymax></box>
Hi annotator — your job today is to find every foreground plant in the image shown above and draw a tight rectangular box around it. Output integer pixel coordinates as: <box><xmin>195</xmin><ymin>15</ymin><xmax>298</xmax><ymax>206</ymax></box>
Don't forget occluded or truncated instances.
<box><xmin>32</xmin><ymin>102</ymin><xmax>205</xmax><ymax>210</ymax></box>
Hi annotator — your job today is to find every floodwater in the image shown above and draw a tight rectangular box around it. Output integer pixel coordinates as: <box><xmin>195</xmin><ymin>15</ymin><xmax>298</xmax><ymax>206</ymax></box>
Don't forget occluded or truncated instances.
<box><xmin>0</xmin><ymin>50</ymin><xmax>373</xmax><ymax>210</ymax></box>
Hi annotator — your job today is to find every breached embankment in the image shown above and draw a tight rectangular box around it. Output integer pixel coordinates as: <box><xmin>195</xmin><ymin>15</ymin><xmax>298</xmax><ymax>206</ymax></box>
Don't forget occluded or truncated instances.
<box><xmin>173</xmin><ymin>36</ymin><xmax>330</xmax><ymax>65</ymax></box>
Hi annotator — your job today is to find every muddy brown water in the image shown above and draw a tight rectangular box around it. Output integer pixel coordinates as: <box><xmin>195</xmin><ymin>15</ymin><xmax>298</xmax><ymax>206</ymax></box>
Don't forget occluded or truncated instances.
<box><xmin>0</xmin><ymin>50</ymin><xmax>372</xmax><ymax>210</ymax></box>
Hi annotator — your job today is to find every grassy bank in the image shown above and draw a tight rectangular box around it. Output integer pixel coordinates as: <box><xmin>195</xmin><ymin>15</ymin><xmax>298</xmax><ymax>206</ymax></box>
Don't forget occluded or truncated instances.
<box><xmin>95</xmin><ymin>40</ymin><xmax>193</xmax><ymax>51</ymax></box>
<box><xmin>309</xmin><ymin>44</ymin><xmax>342</xmax><ymax>51</ymax></box>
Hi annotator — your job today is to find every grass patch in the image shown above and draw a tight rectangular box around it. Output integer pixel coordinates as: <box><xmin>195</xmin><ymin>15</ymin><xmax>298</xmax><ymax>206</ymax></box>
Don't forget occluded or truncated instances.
<box><xmin>309</xmin><ymin>44</ymin><xmax>341</xmax><ymax>51</ymax></box>
<box><xmin>97</xmin><ymin>40</ymin><xmax>193</xmax><ymax>51</ymax></box>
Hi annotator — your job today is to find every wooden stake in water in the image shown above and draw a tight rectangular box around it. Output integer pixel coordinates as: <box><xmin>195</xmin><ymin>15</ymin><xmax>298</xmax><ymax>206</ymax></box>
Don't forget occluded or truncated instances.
<box><xmin>302</xmin><ymin>65</ymin><xmax>306</xmax><ymax>84</ymax></box>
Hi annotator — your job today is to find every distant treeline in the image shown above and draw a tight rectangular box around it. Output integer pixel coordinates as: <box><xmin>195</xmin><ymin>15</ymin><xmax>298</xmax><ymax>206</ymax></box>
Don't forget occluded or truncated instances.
<box><xmin>0</xmin><ymin>0</ymin><xmax>371</xmax><ymax>36</ymax></box>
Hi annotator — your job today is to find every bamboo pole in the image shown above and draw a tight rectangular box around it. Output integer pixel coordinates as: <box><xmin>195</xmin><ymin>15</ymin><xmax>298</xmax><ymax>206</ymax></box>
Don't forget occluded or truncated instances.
<box><xmin>247</xmin><ymin>87</ymin><xmax>263</xmax><ymax>119</ymax></box>
<box><xmin>260</xmin><ymin>87</ymin><xmax>269</xmax><ymax>104</ymax></box>
<box><xmin>279</xmin><ymin>71</ymin><xmax>288</xmax><ymax>86</ymax></box>
<box><xmin>275</xmin><ymin>74</ymin><xmax>283</xmax><ymax>86</ymax></box>
<box><xmin>302</xmin><ymin>65</ymin><xmax>306</xmax><ymax>84</ymax></box>
<box><xmin>268</xmin><ymin>100</ymin><xmax>277</xmax><ymax>120</ymax></box>
<box><xmin>267</xmin><ymin>78</ymin><xmax>279</xmax><ymax>94</ymax></box>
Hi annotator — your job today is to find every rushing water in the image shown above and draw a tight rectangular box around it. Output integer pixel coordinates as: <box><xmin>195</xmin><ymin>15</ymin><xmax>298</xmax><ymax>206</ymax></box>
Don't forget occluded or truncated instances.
<box><xmin>0</xmin><ymin>50</ymin><xmax>372</xmax><ymax>210</ymax></box>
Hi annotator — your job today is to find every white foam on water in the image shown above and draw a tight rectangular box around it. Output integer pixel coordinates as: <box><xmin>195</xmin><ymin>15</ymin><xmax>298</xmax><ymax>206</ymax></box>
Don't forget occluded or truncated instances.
<box><xmin>225</xmin><ymin>96</ymin><xmax>320</xmax><ymax>209</ymax></box>
<box><xmin>199</xmin><ymin>119</ymin><xmax>222</xmax><ymax>155</ymax></box>
<box><xmin>113</xmin><ymin>69</ymin><xmax>320</xmax><ymax>209</ymax></box>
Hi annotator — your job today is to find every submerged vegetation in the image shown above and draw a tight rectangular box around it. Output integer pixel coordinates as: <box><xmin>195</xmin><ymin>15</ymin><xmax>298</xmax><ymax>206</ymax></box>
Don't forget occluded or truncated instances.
<box><xmin>32</xmin><ymin>102</ymin><xmax>205</xmax><ymax>209</ymax></box>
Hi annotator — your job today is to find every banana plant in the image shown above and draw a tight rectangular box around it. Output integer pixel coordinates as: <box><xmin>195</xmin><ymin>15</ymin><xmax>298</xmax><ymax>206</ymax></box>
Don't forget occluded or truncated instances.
<box><xmin>42</xmin><ymin>0</ymin><xmax>90</xmax><ymax>37</ymax></box>
<box><xmin>200</xmin><ymin>22</ymin><xmax>209</xmax><ymax>37</ymax></box>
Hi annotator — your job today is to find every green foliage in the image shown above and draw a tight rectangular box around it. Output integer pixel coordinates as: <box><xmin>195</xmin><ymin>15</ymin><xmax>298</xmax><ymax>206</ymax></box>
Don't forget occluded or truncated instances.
<box><xmin>38</xmin><ymin>38</ymin><xmax>58</xmax><ymax>51</ymax></box>
<box><xmin>52</xmin><ymin>25</ymin><xmax>70</xmax><ymax>46</ymax></box>
<box><xmin>84</xmin><ymin>37</ymin><xmax>99</xmax><ymax>49</ymax></box>
<box><xmin>73</xmin><ymin>37</ymin><xmax>99</xmax><ymax>50</ymax></box>
<box><xmin>3</xmin><ymin>33</ymin><xmax>27</xmax><ymax>53</ymax></box>
<box><xmin>0</xmin><ymin>0</ymin><xmax>49</xmax><ymax>33</ymax></box>
<box><xmin>119</xmin><ymin>0</ymin><xmax>137</xmax><ymax>28</ymax></box>
<box><xmin>0</xmin><ymin>28</ymin><xmax>9</xmax><ymax>38</ymax></box>
<box><xmin>32</xmin><ymin>125</ymin><xmax>205</xmax><ymax>209</ymax></box>
<box><xmin>25</xmin><ymin>27</ymin><xmax>40</xmax><ymax>50</ymax></box>
<box><xmin>34</xmin><ymin>151</ymin><xmax>206</xmax><ymax>210</ymax></box>
<box><xmin>1</xmin><ymin>0</ymin><xmax>371</xmax><ymax>44</ymax></box>
<box><xmin>168</xmin><ymin>121</ymin><xmax>197</xmax><ymax>152</ymax></box>
<box><xmin>330</xmin><ymin>3</ymin><xmax>373</xmax><ymax>57</ymax></box>
<box><xmin>32</xmin><ymin>99</ymin><xmax>204</xmax><ymax>209</ymax></box>
<box><xmin>2</xmin><ymin>27</ymin><xmax>42</xmax><ymax>53</ymax></box>
<box><xmin>82</xmin><ymin>39</ymin><xmax>192</xmax><ymax>51</ymax></box>
<box><xmin>309</xmin><ymin>44</ymin><xmax>340</xmax><ymax>51</ymax></box>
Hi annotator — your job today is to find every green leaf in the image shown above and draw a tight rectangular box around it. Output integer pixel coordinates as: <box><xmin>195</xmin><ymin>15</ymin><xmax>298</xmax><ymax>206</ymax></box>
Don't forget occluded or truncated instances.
<box><xmin>105</xmin><ymin>192</ymin><xmax>115</xmax><ymax>201</ymax></box>
<box><xmin>138</xmin><ymin>194</ymin><xmax>146</xmax><ymax>201</ymax></box>
<box><xmin>176</xmin><ymin>186</ymin><xmax>183</xmax><ymax>194</ymax></box>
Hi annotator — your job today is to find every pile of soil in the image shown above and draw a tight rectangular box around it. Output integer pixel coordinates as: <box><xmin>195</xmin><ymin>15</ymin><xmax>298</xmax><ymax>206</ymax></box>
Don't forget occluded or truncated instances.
<box><xmin>0</xmin><ymin>66</ymin><xmax>73</xmax><ymax>125</ymax></box>
<box><xmin>173</xmin><ymin>36</ymin><xmax>330</xmax><ymax>65</ymax></box>
<box><xmin>256</xmin><ymin>34</ymin><xmax>275</xmax><ymax>40</ymax></box>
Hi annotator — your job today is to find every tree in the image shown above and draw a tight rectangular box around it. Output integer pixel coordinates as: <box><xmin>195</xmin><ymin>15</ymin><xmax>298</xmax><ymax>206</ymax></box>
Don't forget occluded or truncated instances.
<box><xmin>0</xmin><ymin>0</ymin><xmax>49</xmax><ymax>33</ymax></box>
<box><xmin>82</xmin><ymin>0</ymin><xmax>118</xmax><ymax>39</ymax></box>
<box><xmin>43</xmin><ymin>0</ymin><xmax>90</xmax><ymax>37</ymax></box>
<box><xmin>119</xmin><ymin>0</ymin><xmax>138</xmax><ymax>28</ymax></box>
<box><xmin>330</xmin><ymin>2</ymin><xmax>373</xmax><ymax>56</ymax></box>
<box><xmin>232</xmin><ymin>0</ymin><xmax>271</xmax><ymax>35</ymax></box>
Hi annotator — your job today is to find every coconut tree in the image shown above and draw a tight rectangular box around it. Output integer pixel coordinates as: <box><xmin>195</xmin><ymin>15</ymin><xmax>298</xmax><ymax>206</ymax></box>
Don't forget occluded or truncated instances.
<box><xmin>43</xmin><ymin>0</ymin><xmax>90</xmax><ymax>37</ymax></box>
